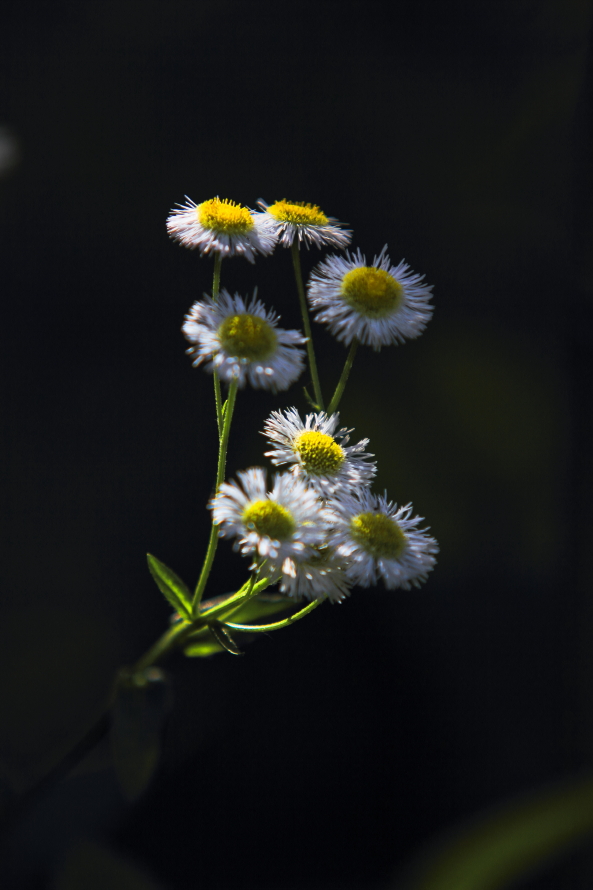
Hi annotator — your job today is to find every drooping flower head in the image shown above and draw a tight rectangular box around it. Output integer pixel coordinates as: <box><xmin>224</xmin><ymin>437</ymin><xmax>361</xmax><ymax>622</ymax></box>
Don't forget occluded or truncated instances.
<box><xmin>182</xmin><ymin>290</ymin><xmax>306</xmax><ymax>391</ymax></box>
<box><xmin>278</xmin><ymin>545</ymin><xmax>354</xmax><ymax>604</ymax></box>
<box><xmin>167</xmin><ymin>196</ymin><xmax>277</xmax><ymax>262</ymax></box>
<box><xmin>262</xmin><ymin>407</ymin><xmax>376</xmax><ymax>496</ymax></box>
<box><xmin>210</xmin><ymin>468</ymin><xmax>327</xmax><ymax>574</ymax></box>
<box><xmin>325</xmin><ymin>488</ymin><xmax>438</xmax><ymax>590</ymax></box>
<box><xmin>307</xmin><ymin>246</ymin><xmax>433</xmax><ymax>350</ymax></box>
<box><xmin>257</xmin><ymin>199</ymin><xmax>351</xmax><ymax>250</ymax></box>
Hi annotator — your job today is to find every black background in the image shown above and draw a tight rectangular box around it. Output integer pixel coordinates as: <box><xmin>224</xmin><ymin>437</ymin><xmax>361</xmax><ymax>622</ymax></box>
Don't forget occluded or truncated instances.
<box><xmin>1</xmin><ymin>2</ymin><xmax>593</xmax><ymax>888</ymax></box>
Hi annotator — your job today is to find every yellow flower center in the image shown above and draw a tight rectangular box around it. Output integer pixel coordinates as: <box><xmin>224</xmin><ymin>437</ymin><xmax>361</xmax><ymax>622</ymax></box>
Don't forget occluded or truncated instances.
<box><xmin>341</xmin><ymin>267</ymin><xmax>403</xmax><ymax>318</ymax></box>
<box><xmin>197</xmin><ymin>198</ymin><xmax>254</xmax><ymax>235</ymax></box>
<box><xmin>218</xmin><ymin>314</ymin><xmax>277</xmax><ymax>361</ymax></box>
<box><xmin>243</xmin><ymin>500</ymin><xmax>296</xmax><ymax>540</ymax></box>
<box><xmin>294</xmin><ymin>430</ymin><xmax>344</xmax><ymax>476</ymax></box>
<box><xmin>267</xmin><ymin>200</ymin><xmax>329</xmax><ymax>227</ymax></box>
<box><xmin>350</xmin><ymin>512</ymin><xmax>407</xmax><ymax>559</ymax></box>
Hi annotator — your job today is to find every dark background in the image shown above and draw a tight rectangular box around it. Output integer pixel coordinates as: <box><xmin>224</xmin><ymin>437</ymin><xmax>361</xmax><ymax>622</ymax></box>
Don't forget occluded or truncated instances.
<box><xmin>1</xmin><ymin>2</ymin><xmax>593</xmax><ymax>888</ymax></box>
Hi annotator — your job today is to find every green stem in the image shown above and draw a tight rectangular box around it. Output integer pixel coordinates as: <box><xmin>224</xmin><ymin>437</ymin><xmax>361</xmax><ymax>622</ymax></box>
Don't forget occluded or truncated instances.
<box><xmin>327</xmin><ymin>338</ymin><xmax>358</xmax><ymax>415</ymax></box>
<box><xmin>133</xmin><ymin>620</ymin><xmax>195</xmax><ymax>673</ymax></box>
<box><xmin>192</xmin><ymin>378</ymin><xmax>238</xmax><ymax>616</ymax></box>
<box><xmin>198</xmin><ymin>576</ymin><xmax>258</xmax><ymax>620</ymax></box>
<box><xmin>189</xmin><ymin>576</ymin><xmax>273</xmax><ymax>630</ymax></box>
<box><xmin>291</xmin><ymin>240</ymin><xmax>324</xmax><ymax>410</ymax></box>
<box><xmin>212</xmin><ymin>252</ymin><xmax>222</xmax><ymax>301</ymax></box>
<box><xmin>215</xmin><ymin>379</ymin><xmax>237</xmax><ymax>488</ymax></box>
<box><xmin>212</xmin><ymin>576</ymin><xmax>273</xmax><ymax>623</ymax></box>
<box><xmin>212</xmin><ymin>253</ymin><xmax>223</xmax><ymax>434</ymax></box>
<box><xmin>223</xmin><ymin>598</ymin><xmax>322</xmax><ymax>632</ymax></box>
<box><xmin>214</xmin><ymin>374</ymin><xmax>223</xmax><ymax>437</ymax></box>
<box><xmin>137</xmin><ymin>573</ymin><xmax>272</xmax><ymax>670</ymax></box>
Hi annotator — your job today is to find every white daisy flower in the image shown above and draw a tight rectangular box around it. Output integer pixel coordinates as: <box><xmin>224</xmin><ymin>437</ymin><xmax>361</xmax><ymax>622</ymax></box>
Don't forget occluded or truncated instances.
<box><xmin>166</xmin><ymin>196</ymin><xmax>277</xmax><ymax>262</ymax></box>
<box><xmin>262</xmin><ymin>407</ymin><xmax>376</xmax><ymax>496</ymax></box>
<box><xmin>182</xmin><ymin>289</ymin><xmax>306</xmax><ymax>391</ymax></box>
<box><xmin>210</xmin><ymin>468</ymin><xmax>327</xmax><ymax>572</ymax></box>
<box><xmin>256</xmin><ymin>199</ymin><xmax>351</xmax><ymax>250</ymax></box>
<box><xmin>307</xmin><ymin>245</ymin><xmax>433</xmax><ymax>350</ymax></box>
<box><xmin>325</xmin><ymin>488</ymin><xmax>438</xmax><ymax>590</ymax></box>
<box><xmin>278</xmin><ymin>545</ymin><xmax>353</xmax><ymax>604</ymax></box>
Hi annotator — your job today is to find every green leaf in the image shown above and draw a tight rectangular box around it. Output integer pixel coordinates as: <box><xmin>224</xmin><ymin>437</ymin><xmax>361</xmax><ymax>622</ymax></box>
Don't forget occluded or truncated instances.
<box><xmin>183</xmin><ymin>634</ymin><xmax>227</xmax><ymax>658</ymax></box>
<box><xmin>147</xmin><ymin>553</ymin><xmax>192</xmax><ymax>620</ymax></box>
<box><xmin>184</xmin><ymin>624</ymin><xmax>246</xmax><ymax>658</ymax></box>
<box><xmin>302</xmin><ymin>385</ymin><xmax>320</xmax><ymax>411</ymax></box>
<box><xmin>398</xmin><ymin>776</ymin><xmax>593</xmax><ymax>890</ymax></box>
<box><xmin>183</xmin><ymin>622</ymin><xmax>246</xmax><ymax>658</ymax></box>
<box><xmin>182</xmin><ymin>593</ymin><xmax>293</xmax><ymax>658</ymax></box>
<box><xmin>208</xmin><ymin>622</ymin><xmax>243</xmax><ymax>655</ymax></box>
<box><xmin>110</xmin><ymin>667</ymin><xmax>171</xmax><ymax>801</ymax></box>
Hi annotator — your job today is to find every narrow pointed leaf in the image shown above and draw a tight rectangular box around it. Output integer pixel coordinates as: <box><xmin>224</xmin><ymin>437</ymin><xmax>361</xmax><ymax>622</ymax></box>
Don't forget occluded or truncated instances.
<box><xmin>183</xmin><ymin>624</ymin><xmax>260</xmax><ymax>658</ymax></box>
<box><xmin>182</xmin><ymin>592</ymin><xmax>291</xmax><ymax>658</ymax></box>
<box><xmin>209</xmin><ymin>622</ymin><xmax>243</xmax><ymax>655</ymax></box>
<box><xmin>302</xmin><ymin>385</ymin><xmax>320</xmax><ymax>410</ymax></box>
<box><xmin>147</xmin><ymin>554</ymin><xmax>192</xmax><ymax>620</ymax></box>
<box><xmin>183</xmin><ymin>634</ymin><xmax>227</xmax><ymax>657</ymax></box>
<box><xmin>183</xmin><ymin>622</ymin><xmax>225</xmax><ymax>657</ymax></box>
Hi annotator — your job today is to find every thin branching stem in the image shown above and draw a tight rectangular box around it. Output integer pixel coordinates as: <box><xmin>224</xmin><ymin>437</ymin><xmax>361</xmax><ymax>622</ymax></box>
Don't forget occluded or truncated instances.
<box><xmin>328</xmin><ymin>339</ymin><xmax>358</xmax><ymax>415</ymax></box>
<box><xmin>291</xmin><ymin>240</ymin><xmax>324</xmax><ymax>410</ymax></box>
<box><xmin>192</xmin><ymin>378</ymin><xmax>238</xmax><ymax>615</ymax></box>
<box><xmin>133</xmin><ymin>620</ymin><xmax>195</xmax><ymax>673</ymax></box>
<box><xmin>212</xmin><ymin>253</ymin><xmax>224</xmax><ymax>434</ymax></box>
<box><xmin>223</xmin><ymin>598</ymin><xmax>322</xmax><ymax>632</ymax></box>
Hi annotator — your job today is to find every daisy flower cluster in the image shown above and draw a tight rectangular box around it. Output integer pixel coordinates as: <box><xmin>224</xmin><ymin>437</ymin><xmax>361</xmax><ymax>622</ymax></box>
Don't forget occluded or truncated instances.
<box><xmin>161</xmin><ymin>190</ymin><xmax>439</xmax><ymax>626</ymax></box>
<box><xmin>168</xmin><ymin>195</ymin><xmax>434</xmax><ymax>359</ymax></box>
<box><xmin>210</xmin><ymin>407</ymin><xmax>438</xmax><ymax>603</ymax></box>
<box><xmin>103</xmin><ymin>190</ymin><xmax>441</xmax><ymax>801</ymax></box>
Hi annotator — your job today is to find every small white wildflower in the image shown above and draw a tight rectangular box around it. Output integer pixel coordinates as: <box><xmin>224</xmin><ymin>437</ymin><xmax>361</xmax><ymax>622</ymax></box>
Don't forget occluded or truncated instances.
<box><xmin>167</xmin><ymin>196</ymin><xmax>277</xmax><ymax>262</ymax></box>
<box><xmin>307</xmin><ymin>245</ymin><xmax>433</xmax><ymax>350</ymax></box>
<box><xmin>325</xmin><ymin>489</ymin><xmax>438</xmax><ymax>590</ymax></box>
<box><xmin>182</xmin><ymin>290</ymin><xmax>306</xmax><ymax>391</ymax></box>
<box><xmin>256</xmin><ymin>199</ymin><xmax>351</xmax><ymax>250</ymax></box>
<box><xmin>262</xmin><ymin>407</ymin><xmax>376</xmax><ymax>496</ymax></box>
<box><xmin>278</xmin><ymin>546</ymin><xmax>353</xmax><ymax>603</ymax></box>
<box><xmin>210</xmin><ymin>468</ymin><xmax>326</xmax><ymax>572</ymax></box>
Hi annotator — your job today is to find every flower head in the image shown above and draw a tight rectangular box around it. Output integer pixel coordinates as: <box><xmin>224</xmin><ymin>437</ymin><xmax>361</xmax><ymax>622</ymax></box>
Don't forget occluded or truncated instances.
<box><xmin>257</xmin><ymin>199</ymin><xmax>351</xmax><ymax>250</ymax></box>
<box><xmin>307</xmin><ymin>246</ymin><xmax>433</xmax><ymax>350</ymax></box>
<box><xmin>182</xmin><ymin>290</ymin><xmax>306</xmax><ymax>391</ymax></box>
<box><xmin>325</xmin><ymin>488</ymin><xmax>438</xmax><ymax>590</ymax></box>
<box><xmin>262</xmin><ymin>407</ymin><xmax>376</xmax><ymax>496</ymax></box>
<box><xmin>278</xmin><ymin>545</ymin><xmax>353</xmax><ymax>603</ymax></box>
<box><xmin>210</xmin><ymin>468</ymin><xmax>326</xmax><ymax>572</ymax></box>
<box><xmin>167</xmin><ymin>196</ymin><xmax>277</xmax><ymax>262</ymax></box>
